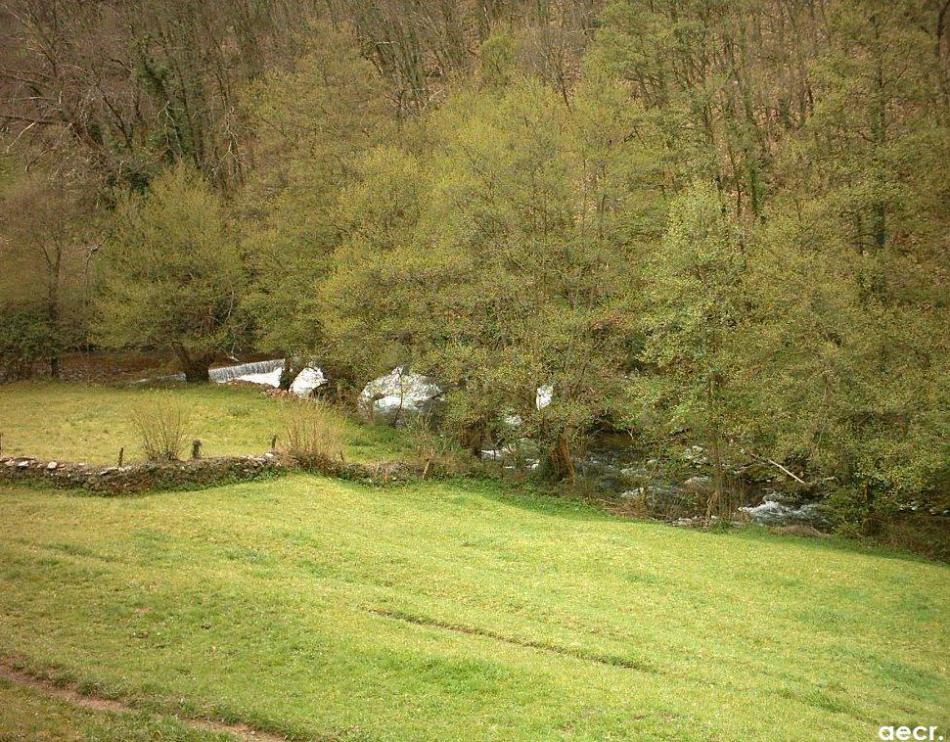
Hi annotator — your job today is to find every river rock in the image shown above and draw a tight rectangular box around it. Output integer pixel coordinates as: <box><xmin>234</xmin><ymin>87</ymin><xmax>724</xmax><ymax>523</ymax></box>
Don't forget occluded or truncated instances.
<box><xmin>739</xmin><ymin>500</ymin><xmax>826</xmax><ymax>527</ymax></box>
<box><xmin>684</xmin><ymin>475</ymin><xmax>712</xmax><ymax>492</ymax></box>
<box><xmin>358</xmin><ymin>367</ymin><xmax>444</xmax><ymax>425</ymax></box>
<box><xmin>682</xmin><ymin>445</ymin><xmax>708</xmax><ymax>466</ymax></box>
<box><xmin>289</xmin><ymin>367</ymin><xmax>326</xmax><ymax>397</ymax></box>
<box><xmin>536</xmin><ymin>384</ymin><xmax>553</xmax><ymax>410</ymax></box>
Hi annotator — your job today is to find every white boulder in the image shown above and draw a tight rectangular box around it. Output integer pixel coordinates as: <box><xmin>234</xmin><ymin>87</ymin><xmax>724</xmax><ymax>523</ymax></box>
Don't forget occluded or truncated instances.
<box><xmin>289</xmin><ymin>367</ymin><xmax>326</xmax><ymax>397</ymax></box>
<box><xmin>358</xmin><ymin>366</ymin><xmax>443</xmax><ymax>424</ymax></box>
<box><xmin>536</xmin><ymin>384</ymin><xmax>553</xmax><ymax>410</ymax></box>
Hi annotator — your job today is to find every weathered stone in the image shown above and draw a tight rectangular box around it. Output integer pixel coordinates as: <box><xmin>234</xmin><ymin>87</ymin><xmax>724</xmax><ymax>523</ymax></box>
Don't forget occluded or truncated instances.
<box><xmin>358</xmin><ymin>367</ymin><xmax>443</xmax><ymax>425</ymax></box>
<box><xmin>0</xmin><ymin>454</ymin><xmax>284</xmax><ymax>494</ymax></box>
<box><xmin>289</xmin><ymin>367</ymin><xmax>325</xmax><ymax>397</ymax></box>
<box><xmin>684</xmin><ymin>475</ymin><xmax>712</xmax><ymax>492</ymax></box>
<box><xmin>739</xmin><ymin>500</ymin><xmax>826</xmax><ymax>527</ymax></box>
<box><xmin>536</xmin><ymin>384</ymin><xmax>553</xmax><ymax>410</ymax></box>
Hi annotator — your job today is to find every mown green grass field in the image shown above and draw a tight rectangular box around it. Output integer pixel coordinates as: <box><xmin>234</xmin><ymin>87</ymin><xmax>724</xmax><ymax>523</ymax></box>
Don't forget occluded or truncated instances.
<box><xmin>0</xmin><ymin>383</ymin><xmax>948</xmax><ymax>740</ymax></box>
<box><xmin>0</xmin><ymin>381</ymin><xmax>409</xmax><ymax>465</ymax></box>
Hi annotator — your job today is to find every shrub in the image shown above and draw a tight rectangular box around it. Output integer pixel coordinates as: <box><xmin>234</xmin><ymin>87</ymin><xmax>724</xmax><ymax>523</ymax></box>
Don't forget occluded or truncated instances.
<box><xmin>281</xmin><ymin>401</ymin><xmax>345</xmax><ymax>466</ymax></box>
<box><xmin>129</xmin><ymin>395</ymin><xmax>190</xmax><ymax>461</ymax></box>
<box><xmin>403</xmin><ymin>415</ymin><xmax>472</xmax><ymax>478</ymax></box>
<box><xmin>0</xmin><ymin>303</ymin><xmax>56</xmax><ymax>381</ymax></box>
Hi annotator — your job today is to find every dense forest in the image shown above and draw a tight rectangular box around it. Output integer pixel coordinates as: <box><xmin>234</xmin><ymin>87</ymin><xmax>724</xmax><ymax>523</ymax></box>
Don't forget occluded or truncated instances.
<box><xmin>1</xmin><ymin>0</ymin><xmax>947</xmax><ymax>534</ymax></box>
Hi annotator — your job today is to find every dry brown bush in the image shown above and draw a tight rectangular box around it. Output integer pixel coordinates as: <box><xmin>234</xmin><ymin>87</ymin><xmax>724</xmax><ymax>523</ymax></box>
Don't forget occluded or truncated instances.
<box><xmin>282</xmin><ymin>401</ymin><xmax>345</xmax><ymax>466</ymax></box>
<box><xmin>129</xmin><ymin>394</ymin><xmax>190</xmax><ymax>461</ymax></box>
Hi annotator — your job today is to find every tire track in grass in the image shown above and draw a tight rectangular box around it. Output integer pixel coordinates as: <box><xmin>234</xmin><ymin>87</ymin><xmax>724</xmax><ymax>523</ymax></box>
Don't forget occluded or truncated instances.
<box><xmin>365</xmin><ymin>608</ymin><xmax>883</xmax><ymax>726</ymax></box>
<box><xmin>0</xmin><ymin>662</ymin><xmax>293</xmax><ymax>741</ymax></box>
<box><xmin>364</xmin><ymin>607</ymin><xmax>658</xmax><ymax>673</ymax></box>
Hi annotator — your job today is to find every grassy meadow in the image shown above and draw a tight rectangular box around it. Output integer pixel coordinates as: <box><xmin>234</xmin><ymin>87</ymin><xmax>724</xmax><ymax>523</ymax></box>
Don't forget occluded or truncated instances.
<box><xmin>0</xmin><ymin>381</ymin><xmax>409</xmax><ymax>465</ymax></box>
<box><xmin>0</xmin><ymin>477</ymin><xmax>948</xmax><ymax>739</ymax></box>
<box><xmin>0</xmin><ymin>382</ymin><xmax>947</xmax><ymax>740</ymax></box>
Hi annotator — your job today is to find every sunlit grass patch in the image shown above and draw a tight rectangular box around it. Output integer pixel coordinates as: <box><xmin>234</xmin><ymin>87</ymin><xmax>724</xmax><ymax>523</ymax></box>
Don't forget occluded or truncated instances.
<box><xmin>0</xmin><ymin>380</ymin><xmax>410</xmax><ymax>464</ymax></box>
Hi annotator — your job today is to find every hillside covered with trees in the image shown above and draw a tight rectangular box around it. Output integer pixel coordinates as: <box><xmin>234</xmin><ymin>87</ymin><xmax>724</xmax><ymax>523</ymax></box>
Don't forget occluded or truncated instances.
<box><xmin>1</xmin><ymin>0</ymin><xmax>948</xmax><ymax>538</ymax></box>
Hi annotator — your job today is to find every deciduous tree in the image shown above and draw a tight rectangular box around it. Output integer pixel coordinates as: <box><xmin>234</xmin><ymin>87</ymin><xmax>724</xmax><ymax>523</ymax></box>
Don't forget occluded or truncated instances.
<box><xmin>96</xmin><ymin>166</ymin><xmax>244</xmax><ymax>381</ymax></box>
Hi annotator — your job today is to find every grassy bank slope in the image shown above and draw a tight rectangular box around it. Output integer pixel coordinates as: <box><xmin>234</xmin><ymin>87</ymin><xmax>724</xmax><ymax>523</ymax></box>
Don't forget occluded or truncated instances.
<box><xmin>0</xmin><ymin>475</ymin><xmax>947</xmax><ymax>740</ymax></box>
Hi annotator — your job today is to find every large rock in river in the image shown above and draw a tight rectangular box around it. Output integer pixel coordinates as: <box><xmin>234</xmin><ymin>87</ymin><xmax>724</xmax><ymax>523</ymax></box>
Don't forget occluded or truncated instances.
<box><xmin>358</xmin><ymin>366</ymin><xmax>443</xmax><ymax>425</ymax></box>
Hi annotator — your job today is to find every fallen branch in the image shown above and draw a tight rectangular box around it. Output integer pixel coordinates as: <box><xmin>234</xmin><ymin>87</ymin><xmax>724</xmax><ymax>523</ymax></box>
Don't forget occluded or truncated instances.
<box><xmin>741</xmin><ymin>449</ymin><xmax>808</xmax><ymax>485</ymax></box>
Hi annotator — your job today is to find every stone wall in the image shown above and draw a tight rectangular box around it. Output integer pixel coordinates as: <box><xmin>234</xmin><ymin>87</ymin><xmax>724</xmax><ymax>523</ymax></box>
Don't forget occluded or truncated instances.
<box><xmin>296</xmin><ymin>455</ymin><xmax>420</xmax><ymax>484</ymax></box>
<box><xmin>0</xmin><ymin>453</ymin><xmax>422</xmax><ymax>494</ymax></box>
<box><xmin>0</xmin><ymin>454</ymin><xmax>284</xmax><ymax>494</ymax></box>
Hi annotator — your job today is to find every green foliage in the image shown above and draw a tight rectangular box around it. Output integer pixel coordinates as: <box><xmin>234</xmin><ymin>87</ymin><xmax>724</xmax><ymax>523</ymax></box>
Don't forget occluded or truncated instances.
<box><xmin>238</xmin><ymin>26</ymin><xmax>394</xmax><ymax>367</ymax></box>
<box><xmin>720</xmin><ymin>0</ymin><xmax>950</xmax><ymax>520</ymax></box>
<box><xmin>96</xmin><ymin>166</ymin><xmax>245</xmax><ymax>380</ymax></box>
<box><xmin>0</xmin><ymin>304</ymin><xmax>56</xmax><ymax>381</ymax></box>
<box><xmin>633</xmin><ymin>183</ymin><xmax>747</xmax><ymax>511</ymax></box>
<box><xmin>590</xmin><ymin>0</ymin><xmax>950</xmax><ymax>522</ymax></box>
<box><xmin>738</xmin><ymin>210</ymin><xmax>949</xmax><ymax>519</ymax></box>
<box><xmin>478</xmin><ymin>31</ymin><xmax>516</xmax><ymax>89</ymax></box>
<box><xmin>0</xmin><ymin>171</ymin><xmax>95</xmax><ymax>376</ymax></box>
<box><xmin>316</xmin><ymin>79</ymin><xmax>657</xmax><ymax>475</ymax></box>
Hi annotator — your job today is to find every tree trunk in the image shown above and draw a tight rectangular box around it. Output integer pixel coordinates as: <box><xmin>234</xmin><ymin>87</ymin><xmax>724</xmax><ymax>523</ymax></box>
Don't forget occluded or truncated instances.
<box><xmin>547</xmin><ymin>430</ymin><xmax>575</xmax><ymax>482</ymax></box>
<box><xmin>706</xmin><ymin>377</ymin><xmax>724</xmax><ymax>518</ymax></box>
<box><xmin>183</xmin><ymin>364</ymin><xmax>210</xmax><ymax>383</ymax></box>
<box><xmin>707</xmin><ymin>428</ymin><xmax>724</xmax><ymax>519</ymax></box>
<box><xmin>176</xmin><ymin>347</ymin><xmax>212</xmax><ymax>383</ymax></box>
<box><xmin>46</xmin><ymin>246</ymin><xmax>62</xmax><ymax>379</ymax></box>
<box><xmin>278</xmin><ymin>357</ymin><xmax>299</xmax><ymax>390</ymax></box>
<box><xmin>457</xmin><ymin>420</ymin><xmax>485</xmax><ymax>456</ymax></box>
